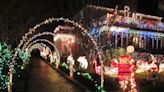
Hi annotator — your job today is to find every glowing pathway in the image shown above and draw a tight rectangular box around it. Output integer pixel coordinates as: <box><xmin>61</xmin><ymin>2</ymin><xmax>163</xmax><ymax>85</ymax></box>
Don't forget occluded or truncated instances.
<box><xmin>26</xmin><ymin>58</ymin><xmax>83</xmax><ymax>92</ymax></box>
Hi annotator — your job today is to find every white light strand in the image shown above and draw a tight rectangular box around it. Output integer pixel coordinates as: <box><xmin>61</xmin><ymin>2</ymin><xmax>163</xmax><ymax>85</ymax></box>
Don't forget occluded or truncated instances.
<box><xmin>22</xmin><ymin>32</ymin><xmax>54</xmax><ymax>50</ymax></box>
<box><xmin>27</xmin><ymin>39</ymin><xmax>60</xmax><ymax>64</ymax></box>
<box><xmin>29</xmin><ymin>44</ymin><xmax>45</xmax><ymax>53</ymax></box>
<box><xmin>29</xmin><ymin>43</ymin><xmax>51</xmax><ymax>53</ymax></box>
<box><xmin>9</xmin><ymin>17</ymin><xmax>103</xmax><ymax>92</ymax></box>
<box><xmin>26</xmin><ymin>39</ymin><xmax>54</xmax><ymax>51</ymax></box>
<box><xmin>87</xmin><ymin>5</ymin><xmax>162</xmax><ymax>21</ymax></box>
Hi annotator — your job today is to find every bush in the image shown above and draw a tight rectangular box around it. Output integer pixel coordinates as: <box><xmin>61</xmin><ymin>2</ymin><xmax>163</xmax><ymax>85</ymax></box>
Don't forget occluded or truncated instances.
<box><xmin>0</xmin><ymin>42</ymin><xmax>31</xmax><ymax>91</ymax></box>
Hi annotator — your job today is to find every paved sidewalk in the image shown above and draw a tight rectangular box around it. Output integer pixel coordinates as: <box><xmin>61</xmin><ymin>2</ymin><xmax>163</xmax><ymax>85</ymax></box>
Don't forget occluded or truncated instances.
<box><xmin>49</xmin><ymin>63</ymin><xmax>91</xmax><ymax>92</ymax></box>
<box><xmin>26</xmin><ymin>58</ymin><xmax>83</xmax><ymax>92</ymax></box>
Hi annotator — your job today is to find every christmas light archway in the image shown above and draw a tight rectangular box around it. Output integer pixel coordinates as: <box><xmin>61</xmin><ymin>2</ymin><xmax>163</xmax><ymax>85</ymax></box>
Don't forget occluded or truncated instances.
<box><xmin>27</xmin><ymin>39</ymin><xmax>59</xmax><ymax>56</ymax></box>
<box><xmin>28</xmin><ymin>43</ymin><xmax>52</xmax><ymax>54</ymax></box>
<box><xmin>29</xmin><ymin>43</ymin><xmax>44</xmax><ymax>53</ymax></box>
<box><xmin>9</xmin><ymin>17</ymin><xmax>103</xmax><ymax>92</ymax></box>
<box><xmin>22</xmin><ymin>32</ymin><xmax>75</xmax><ymax>57</ymax></box>
<box><xmin>23</xmin><ymin>32</ymin><xmax>74</xmax><ymax>57</ymax></box>
<box><xmin>53</xmin><ymin>33</ymin><xmax>94</xmax><ymax>57</ymax></box>
<box><xmin>22</xmin><ymin>32</ymin><xmax>55</xmax><ymax>51</ymax></box>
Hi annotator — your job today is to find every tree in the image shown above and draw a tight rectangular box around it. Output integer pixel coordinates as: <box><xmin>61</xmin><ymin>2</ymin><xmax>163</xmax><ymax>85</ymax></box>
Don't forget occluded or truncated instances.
<box><xmin>0</xmin><ymin>42</ymin><xmax>13</xmax><ymax>91</ymax></box>
<box><xmin>0</xmin><ymin>42</ymin><xmax>31</xmax><ymax>91</ymax></box>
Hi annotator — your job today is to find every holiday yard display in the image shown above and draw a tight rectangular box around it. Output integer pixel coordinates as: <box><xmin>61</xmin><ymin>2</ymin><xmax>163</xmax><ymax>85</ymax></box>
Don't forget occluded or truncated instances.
<box><xmin>110</xmin><ymin>46</ymin><xmax>137</xmax><ymax>92</ymax></box>
<box><xmin>0</xmin><ymin>42</ymin><xmax>13</xmax><ymax>91</ymax></box>
<box><xmin>2</xmin><ymin>3</ymin><xmax>163</xmax><ymax>91</ymax></box>
<box><xmin>0</xmin><ymin>42</ymin><xmax>30</xmax><ymax>91</ymax></box>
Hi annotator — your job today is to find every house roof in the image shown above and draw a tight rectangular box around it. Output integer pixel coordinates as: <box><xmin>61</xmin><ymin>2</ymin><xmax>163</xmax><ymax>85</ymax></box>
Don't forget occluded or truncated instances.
<box><xmin>73</xmin><ymin>5</ymin><xmax>164</xmax><ymax>32</ymax></box>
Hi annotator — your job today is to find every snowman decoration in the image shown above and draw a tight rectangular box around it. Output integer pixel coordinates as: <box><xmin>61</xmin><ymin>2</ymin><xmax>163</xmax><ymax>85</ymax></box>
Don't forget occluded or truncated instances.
<box><xmin>77</xmin><ymin>56</ymin><xmax>88</xmax><ymax>70</ymax></box>
<box><xmin>67</xmin><ymin>54</ymin><xmax>75</xmax><ymax>77</ymax></box>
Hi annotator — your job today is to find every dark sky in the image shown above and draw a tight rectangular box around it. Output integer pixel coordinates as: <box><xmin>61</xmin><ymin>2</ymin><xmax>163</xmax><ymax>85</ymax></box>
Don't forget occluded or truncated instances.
<box><xmin>0</xmin><ymin>0</ymin><xmax>163</xmax><ymax>21</ymax></box>
<box><xmin>0</xmin><ymin>0</ymin><xmax>163</xmax><ymax>44</ymax></box>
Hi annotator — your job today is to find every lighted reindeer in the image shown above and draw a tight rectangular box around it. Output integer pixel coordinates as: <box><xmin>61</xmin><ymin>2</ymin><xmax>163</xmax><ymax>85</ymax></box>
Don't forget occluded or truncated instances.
<box><xmin>136</xmin><ymin>54</ymin><xmax>158</xmax><ymax>73</ymax></box>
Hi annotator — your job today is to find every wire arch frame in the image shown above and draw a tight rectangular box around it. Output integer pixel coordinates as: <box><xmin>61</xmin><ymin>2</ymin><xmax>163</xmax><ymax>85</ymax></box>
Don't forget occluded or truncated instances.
<box><xmin>28</xmin><ymin>43</ymin><xmax>52</xmax><ymax>54</ymax></box>
<box><xmin>9</xmin><ymin>17</ymin><xmax>103</xmax><ymax>92</ymax></box>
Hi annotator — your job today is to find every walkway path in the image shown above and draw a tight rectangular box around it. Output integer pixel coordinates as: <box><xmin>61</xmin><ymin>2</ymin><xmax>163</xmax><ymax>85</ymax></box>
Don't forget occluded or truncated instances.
<box><xmin>26</xmin><ymin>58</ymin><xmax>82</xmax><ymax>92</ymax></box>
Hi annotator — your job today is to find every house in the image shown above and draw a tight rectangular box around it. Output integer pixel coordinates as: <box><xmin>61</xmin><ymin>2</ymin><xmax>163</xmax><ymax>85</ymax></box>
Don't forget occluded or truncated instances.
<box><xmin>73</xmin><ymin>5</ymin><xmax>164</xmax><ymax>53</ymax></box>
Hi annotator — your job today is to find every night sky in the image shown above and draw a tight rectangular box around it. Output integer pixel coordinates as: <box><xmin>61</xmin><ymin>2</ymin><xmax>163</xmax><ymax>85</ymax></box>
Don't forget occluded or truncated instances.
<box><xmin>0</xmin><ymin>0</ymin><xmax>163</xmax><ymax>46</ymax></box>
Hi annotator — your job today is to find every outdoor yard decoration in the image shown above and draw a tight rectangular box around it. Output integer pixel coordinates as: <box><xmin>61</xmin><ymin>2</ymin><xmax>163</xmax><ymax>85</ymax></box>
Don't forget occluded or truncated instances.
<box><xmin>49</xmin><ymin>52</ymin><xmax>60</xmax><ymax>68</ymax></box>
<box><xmin>159</xmin><ymin>63</ymin><xmax>164</xmax><ymax>73</ymax></box>
<box><xmin>135</xmin><ymin>56</ymin><xmax>158</xmax><ymax>74</ymax></box>
<box><xmin>0</xmin><ymin>42</ymin><xmax>13</xmax><ymax>91</ymax></box>
<box><xmin>26</xmin><ymin>37</ymin><xmax>60</xmax><ymax>65</ymax></box>
<box><xmin>8</xmin><ymin>17</ymin><xmax>104</xmax><ymax>92</ymax></box>
<box><xmin>75</xmin><ymin>4</ymin><xmax>164</xmax><ymax>92</ymax></box>
<box><xmin>40</xmin><ymin>46</ymin><xmax>50</xmax><ymax>59</ymax></box>
<box><xmin>135</xmin><ymin>54</ymin><xmax>160</xmax><ymax>82</ymax></box>
<box><xmin>110</xmin><ymin>46</ymin><xmax>137</xmax><ymax>92</ymax></box>
<box><xmin>77</xmin><ymin>56</ymin><xmax>88</xmax><ymax>70</ymax></box>
<box><xmin>67</xmin><ymin>54</ymin><xmax>75</xmax><ymax>78</ymax></box>
<box><xmin>0</xmin><ymin>42</ymin><xmax>31</xmax><ymax>91</ymax></box>
<box><xmin>17</xmin><ymin>48</ymin><xmax>31</xmax><ymax>70</ymax></box>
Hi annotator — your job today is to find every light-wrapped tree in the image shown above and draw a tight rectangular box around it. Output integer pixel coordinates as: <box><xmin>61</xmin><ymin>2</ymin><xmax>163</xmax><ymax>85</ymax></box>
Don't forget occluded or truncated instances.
<box><xmin>0</xmin><ymin>42</ymin><xmax>13</xmax><ymax>91</ymax></box>
<box><xmin>0</xmin><ymin>42</ymin><xmax>31</xmax><ymax>91</ymax></box>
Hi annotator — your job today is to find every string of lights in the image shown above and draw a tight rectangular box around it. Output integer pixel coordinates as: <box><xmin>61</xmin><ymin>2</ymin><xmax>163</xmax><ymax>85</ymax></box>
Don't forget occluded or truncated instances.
<box><xmin>9</xmin><ymin>17</ymin><xmax>104</xmax><ymax>92</ymax></box>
